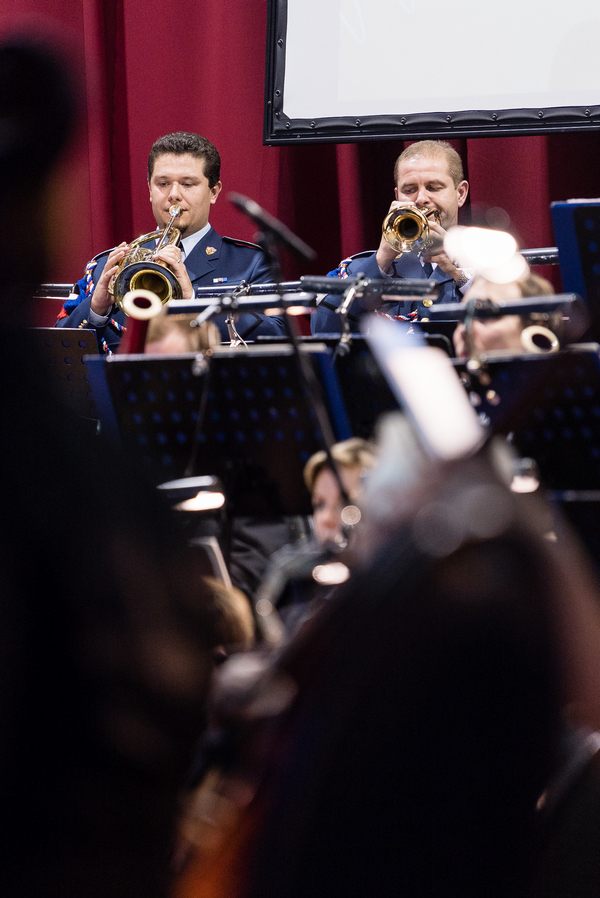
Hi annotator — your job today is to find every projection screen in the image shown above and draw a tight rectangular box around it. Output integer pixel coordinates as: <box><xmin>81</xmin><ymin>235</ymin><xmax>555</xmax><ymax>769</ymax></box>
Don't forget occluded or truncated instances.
<box><xmin>264</xmin><ymin>0</ymin><xmax>600</xmax><ymax>144</ymax></box>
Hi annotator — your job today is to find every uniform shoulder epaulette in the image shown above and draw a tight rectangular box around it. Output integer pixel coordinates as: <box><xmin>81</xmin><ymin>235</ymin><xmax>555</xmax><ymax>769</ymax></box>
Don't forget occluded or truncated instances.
<box><xmin>328</xmin><ymin>249</ymin><xmax>378</xmax><ymax>280</ymax></box>
<box><xmin>349</xmin><ymin>250</ymin><xmax>378</xmax><ymax>259</ymax></box>
<box><xmin>92</xmin><ymin>244</ymin><xmax>126</xmax><ymax>263</ymax></box>
<box><xmin>222</xmin><ymin>235</ymin><xmax>264</xmax><ymax>251</ymax></box>
<box><xmin>58</xmin><ymin>247</ymin><xmax>117</xmax><ymax>319</ymax></box>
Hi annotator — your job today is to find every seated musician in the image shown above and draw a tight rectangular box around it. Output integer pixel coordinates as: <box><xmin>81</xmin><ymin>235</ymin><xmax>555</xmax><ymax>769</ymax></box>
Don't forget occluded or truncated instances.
<box><xmin>303</xmin><ymin>437</ymin><xmax>376</xmax><ymax>548</ymax></box>
<box><xmin>453</xmin><ymin>271</ymin><xmax>561</xmax><ymax>357</ymax></box>
<box><xmin>311</xmin><ymin>140</ymin><xmax>472</xmax><ymax>334</ymax></box>
<box><xmin>56</xmin><ymin>131</ymin><xmax>286</xmax><ymax>352</ymax></box>
<box><xmin>144</xmin><ymin>312</ymin><xmax>219</xmax><ymax>355</ymax></box>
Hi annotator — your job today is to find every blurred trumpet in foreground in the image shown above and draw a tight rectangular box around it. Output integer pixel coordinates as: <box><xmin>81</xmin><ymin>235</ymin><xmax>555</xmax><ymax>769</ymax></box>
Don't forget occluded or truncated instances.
<box><xmin>117</xmin><ymin>288</ymin><xmax>164</xmax><ymax>354</ymax></box>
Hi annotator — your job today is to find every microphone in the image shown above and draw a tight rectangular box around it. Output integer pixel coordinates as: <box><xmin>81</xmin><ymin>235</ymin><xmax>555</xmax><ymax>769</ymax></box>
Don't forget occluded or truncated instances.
<box><xmin>229</xmin><ymin>193</ymin><xmax>317</xmax><ymax>263</ymax></box>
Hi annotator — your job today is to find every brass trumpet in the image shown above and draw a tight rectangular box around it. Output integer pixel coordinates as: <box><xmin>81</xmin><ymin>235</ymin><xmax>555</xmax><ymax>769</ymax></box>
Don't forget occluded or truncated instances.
<box><xmin>520</xmin><ymin>324</ymin><xmax>560</xmax><ymax>354</ymax></box>
<box><xmin>382</xmin><ymin>205</ymin><xmax>441</xmax><ymax>255</ymax></box>
<box><xmin>109</xmin><ymin>203</ymin><xmax>183</xmax><ymax>311</ymax></box>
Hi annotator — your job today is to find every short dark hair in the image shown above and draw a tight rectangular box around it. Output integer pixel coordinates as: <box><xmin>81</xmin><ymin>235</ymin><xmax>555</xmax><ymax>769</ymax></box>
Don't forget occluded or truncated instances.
<box><xmin>147</xmin><ymin>132</ymin><xmax>221</xmax><ymax>187</ymax></box>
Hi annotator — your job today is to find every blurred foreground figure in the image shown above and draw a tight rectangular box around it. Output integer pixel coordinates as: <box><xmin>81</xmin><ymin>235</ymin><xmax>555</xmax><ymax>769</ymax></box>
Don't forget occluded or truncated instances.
<box><xmin>174</xmin><ymin>413</ymin><xmax>600</xmax><ymax>898</ymax></box>
<box><xmin>453</xmin><ymin>271</ymin><xmax>560</xmax><ymax>357</ymax></box>
<box><xmin>0</xmin><ymin>37</ymin><xmax>220</xmax><ymax>898</ymax></box>
<box><xmin>144</xmin><ymin>311</ymin><xmax>219</xmax><ymax>354</ymax></box>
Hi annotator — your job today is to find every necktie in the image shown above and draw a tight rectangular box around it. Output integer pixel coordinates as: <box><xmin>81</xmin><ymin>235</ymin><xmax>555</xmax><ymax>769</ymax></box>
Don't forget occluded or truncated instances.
<box><xmin>422</xmin><ymin>260</ymin><xmax>433</xmax><ymax>278</ymax></box>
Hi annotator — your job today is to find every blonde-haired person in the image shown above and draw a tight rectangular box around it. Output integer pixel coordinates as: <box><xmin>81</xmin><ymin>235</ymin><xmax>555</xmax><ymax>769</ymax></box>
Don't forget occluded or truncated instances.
<box><xmin>252</xmin><ymin>438</ymin><xmax>377</xmax><ymax>634</ymax></box>
<box><xmin>145</xmin><ymin>313</ymin><xmax>219</xmax><ymax>354</ymax></box>
<box><xmin>453</xmin><ymin>271</ymin><xmax>562</xmax><ymax>357</ymax></box>
<box><xmin>304</xmin><ymin>438</ymin><xmax>376</xmax><ymax>548</ymax></box>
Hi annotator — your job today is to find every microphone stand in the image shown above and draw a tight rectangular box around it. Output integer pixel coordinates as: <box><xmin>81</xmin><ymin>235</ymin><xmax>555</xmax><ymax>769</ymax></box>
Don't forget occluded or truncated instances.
<box><xmin>230</xmin><ymin>195</ymin><xmax>353</xmax><ymax>510</ymax></box>
<box><xmin>301</xmin><ymin>273</ymin><xmax>440</xmax><ymax>359</ymax></box>
<box><xmin>334</xmin><ymin>274</ymin><xmax>368</xmax><ymax>359</ymax></box>
<box><xmin>224</xmin><ymin>283</ymin><xmax>251</xmax><ymax>346</ymax></box>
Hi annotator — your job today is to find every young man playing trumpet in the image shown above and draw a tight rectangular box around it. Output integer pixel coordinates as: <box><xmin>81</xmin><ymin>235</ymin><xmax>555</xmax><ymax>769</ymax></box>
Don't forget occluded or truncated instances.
<box><xmin>311</xmin><ymin>140</ymin><xmax>471</xmax><ymax>334</ymax></box>
<box><xmin>57</xmin><ymin>132</ymin><xmax>285</xmax><ymax>352</ymax></box>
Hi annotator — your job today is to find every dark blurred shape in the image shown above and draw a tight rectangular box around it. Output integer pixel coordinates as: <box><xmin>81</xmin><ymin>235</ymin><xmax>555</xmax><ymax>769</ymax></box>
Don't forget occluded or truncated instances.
<box><xmin>0</xmin><ymin>37</ymin><xmax>76</xmax><ymax>180</ymax></box>
<box><xmin>243</xmin><ymin>484</ymin><xmax>560</xmax><ymax>898</ymax></box>
<box><xmin>0</xmin><ymin>36</ymin><xmax>77</xmax><ymax>320</ymax></box>
<box><xmin>0</xmin><ymin>38</ymin><xmax>215</xmax><ymax>898</ymax></box>
<box><xmin>469</xmin><ymin>202</ymin><xmax>512</xmax><ymax>233</ymax></box>
<box><xmin>174</xmin><ymin>451</ymin><xmax>565</xmax><ymax>898</ymax></box>
<box><xmin>532</xmin><ymin>728</ymin><xmax>600</xmax><ymax>898</ymax></box>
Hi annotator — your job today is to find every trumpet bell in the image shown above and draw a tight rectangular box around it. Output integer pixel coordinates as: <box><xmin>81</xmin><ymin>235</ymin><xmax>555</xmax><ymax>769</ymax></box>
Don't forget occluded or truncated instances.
<box><xmin>382</xmin><ymin>205</ymin><xmax>440</xmax><ymax>255</ymax></box>
<box><xmin>121</xmin><ymin>288</ymin><xmax>165</xmax><ymax>320</ymax></box>
<box><xmin>108</xmin><ymin>202</ymin><xmax>183</xmax><ymax>314</ymax></box>
<box><xmin>113</xmin><ymin>259</ymin><xmax>183</xmax><ymax>309</ymax></box>
<box><xmin>520</xmin><ymin>324</ymin><xmax>560</xmax><ymax>354</ymax></box>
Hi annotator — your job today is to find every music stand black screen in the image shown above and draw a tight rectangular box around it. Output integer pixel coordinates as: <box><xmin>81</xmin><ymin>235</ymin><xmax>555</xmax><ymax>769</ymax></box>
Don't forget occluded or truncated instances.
<box><xmin>30</xmin><ymin>328</ymin><xmax>98</xmax><ymax>419</ymax></box>
<box><xmin>105</xmin><ymin>354</ymin><xmax>204</xmax><ymax>483</ymax></box>
<box><xmin>262</xmin><ymin>334</ymin><xmax>452</xmax><ymax>440</ymax></box>
<box><xmin>455</xmin><ymin>350</ymin><xmax>600</xmax><ymax>491</ymax></box>
<box><xmin>552</xmin><ymin>201</ymin><xmax>600</xmax><ymax>340</ymax></box>
<box><xmin>105</xmin><ymin>347</ymin><xmax>345</xmax><ymax>516</ymax></box>
<box><xmin>301</xmin><ymin>337</ymin><xmax>400</xmax><ymax>440</ymax></box>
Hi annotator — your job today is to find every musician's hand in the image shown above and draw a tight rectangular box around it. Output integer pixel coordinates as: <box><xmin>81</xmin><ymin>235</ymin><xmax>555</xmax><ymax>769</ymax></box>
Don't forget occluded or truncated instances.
<box><xmin>375</xmin><ymin>199</ymin><xmax>409</xmax><ymax>273</ymax></box>
<box><xmin>421</xmin><ymin>220</ymin><xmax>463</xmax><ymax>281</ymax></box>
<box><xmin>153</xmin><ymin>245</ymin><xmax>194</xmax><ymax>299</ymax></box>
<box><xmin>91</xmin><ymin>243</ymin><xmax>128</xmax><ymax>316</ymax></box>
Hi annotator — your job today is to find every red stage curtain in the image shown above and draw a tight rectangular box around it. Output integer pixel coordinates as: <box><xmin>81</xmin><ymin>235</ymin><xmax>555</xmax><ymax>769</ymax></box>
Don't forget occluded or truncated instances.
<box><xmin>3</xmin><ymin>0</ymin><xmax>600</xmax><ymax>292</ymax></box>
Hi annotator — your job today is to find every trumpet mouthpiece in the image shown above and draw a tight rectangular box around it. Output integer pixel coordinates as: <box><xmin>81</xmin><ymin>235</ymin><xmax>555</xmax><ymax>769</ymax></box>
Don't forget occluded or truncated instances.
<box><xmin>168</xmin><ymin>204</ymin><xmax>182</xmax><ymax>217</ymax></box>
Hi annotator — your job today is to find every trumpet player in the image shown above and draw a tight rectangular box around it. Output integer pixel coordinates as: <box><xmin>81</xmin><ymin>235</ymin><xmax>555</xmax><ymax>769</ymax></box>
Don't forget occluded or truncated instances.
<box><xmin>311</xmin><ymin>140</ymin><xmax>471</xmax><ymax>334</ymax></box>
<box><xmin>56</xmin><ymin>132</ymin><xmax>285</xmax><ymax>352</ymax></box>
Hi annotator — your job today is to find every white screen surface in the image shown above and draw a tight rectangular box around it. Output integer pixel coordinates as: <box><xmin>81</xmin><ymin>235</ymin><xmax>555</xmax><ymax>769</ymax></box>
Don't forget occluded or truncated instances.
<box><xmin>282</xmin><ymin>0</ymin><xmax>600</xmax><ymax>120</ymax></box>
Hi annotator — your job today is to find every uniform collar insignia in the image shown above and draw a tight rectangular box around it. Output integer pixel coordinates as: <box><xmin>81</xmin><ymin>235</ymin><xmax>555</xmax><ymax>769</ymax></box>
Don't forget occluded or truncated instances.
<box><xmin>206</xmin><ymin>246</ymin><xmax>217</xmax><ymax>255</ymax></box>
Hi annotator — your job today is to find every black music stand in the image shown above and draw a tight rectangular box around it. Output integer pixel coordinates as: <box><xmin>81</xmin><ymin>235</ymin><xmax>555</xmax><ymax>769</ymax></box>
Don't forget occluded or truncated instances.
<box><xmin>455</xmin><ymin>346</ymin><xmax>600</xmax><ymax>567</ymax></box>
<box><xmin>415</xmin><ymin>319</ymin><xmax>459</xmax><ymax>346</ymax></box>
<box><xmin>103</xmin><ymin>344</ymin><xmax>351</xmax><ymax>517</ymax></box>
<box><xmin>257</xmin><ymin>335</ymin><xmax>408</xmax><ymax>439</ymax></box>
<box><xmin>307</xmin><ymin>336</ymin><xmax>400</xmax><ymax>440</ymax></box>
<box><xmin>552</xmin><ymin>201</ymin><xmax>600</xmax><ymax>340</ymax></box>
<box><xmin>29</xmin><ymin>327</ymin><xmax>98</xmax><ymax>419</ymax></box>
<box><xmin>454</xmin><ymin>347</ymin><xmax>600</xmax><ymax>492</ymax></box>
<box><xmin>254</xmin><ymin>331</ymin><xmax>458</xmax><ymax>440</ymax></box>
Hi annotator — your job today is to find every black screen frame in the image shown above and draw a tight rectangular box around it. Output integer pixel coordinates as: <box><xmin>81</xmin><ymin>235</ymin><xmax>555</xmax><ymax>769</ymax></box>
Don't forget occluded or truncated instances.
<box><xmin>264</xmin><ymin>0</ymin><xmax>600</xmax><ymax>146</ymax></box>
